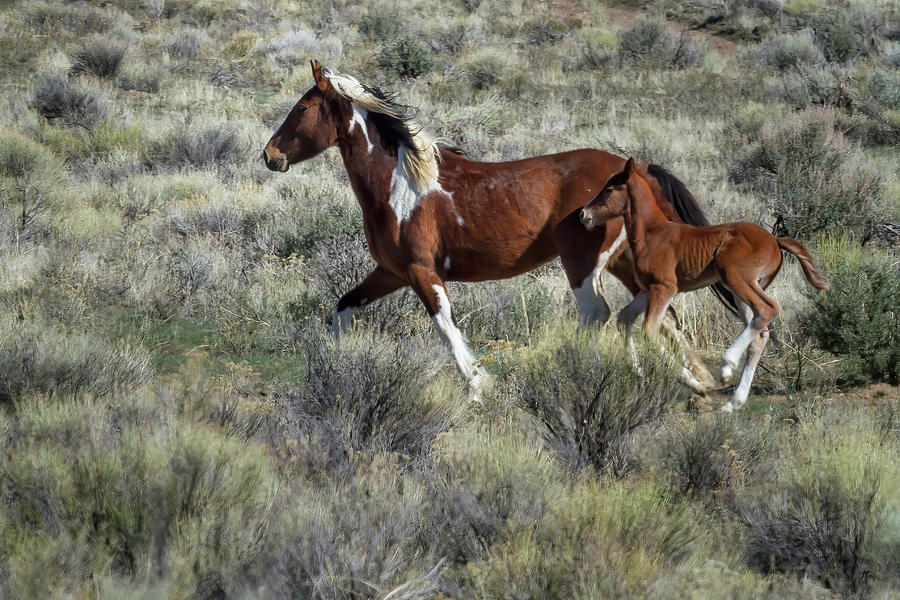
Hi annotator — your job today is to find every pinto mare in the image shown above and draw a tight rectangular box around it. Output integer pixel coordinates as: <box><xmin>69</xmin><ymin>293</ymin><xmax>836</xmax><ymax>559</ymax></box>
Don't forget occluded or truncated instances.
<box><xmin>581</xmin><ymin>158</ymin><xmax>828</xmax><ymax>411</ymax></box>
<box><xmin>263</xmin><ymin>60</ymin><xmax>733</xmax><ymax>398</ymax></box>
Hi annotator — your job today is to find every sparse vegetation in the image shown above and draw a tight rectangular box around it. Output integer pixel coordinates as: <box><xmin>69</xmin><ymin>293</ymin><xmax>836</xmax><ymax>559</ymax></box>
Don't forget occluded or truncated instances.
<box><xmin>1</xmin><ymin>0</ymin><xmax>898</xmax><ymax>597</ymax></box>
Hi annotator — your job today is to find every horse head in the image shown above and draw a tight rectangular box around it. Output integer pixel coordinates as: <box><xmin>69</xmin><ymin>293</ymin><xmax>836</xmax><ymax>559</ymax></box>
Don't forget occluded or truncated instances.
<box><xmin>262</xmin><ymin>60</ymin><xmax>350</xmax><ymax>172</ymax></box>
<box><xmin>580</xmin><ymin>157</ymin><xmax>639</xmax><ymax>230</ymax></box>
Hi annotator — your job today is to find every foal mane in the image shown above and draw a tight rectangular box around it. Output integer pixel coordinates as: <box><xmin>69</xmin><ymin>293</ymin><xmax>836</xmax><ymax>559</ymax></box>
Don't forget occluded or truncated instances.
<box><xmin>322</xmin><ymin>68</ymin><xmax>443</xmax><ymax>192</ymax></box>
<box><xmin>645</xmin><ymin>163</ymin><xmax>740</xmax><ymax>316</ymax></box>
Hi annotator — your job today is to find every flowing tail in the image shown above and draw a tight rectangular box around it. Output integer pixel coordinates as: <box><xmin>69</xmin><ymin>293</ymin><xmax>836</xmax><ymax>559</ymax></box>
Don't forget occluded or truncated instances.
<box><xmin>777</xmin><ymin>237</ymin><xmax>829</xmax><ymax>290</ymax></box>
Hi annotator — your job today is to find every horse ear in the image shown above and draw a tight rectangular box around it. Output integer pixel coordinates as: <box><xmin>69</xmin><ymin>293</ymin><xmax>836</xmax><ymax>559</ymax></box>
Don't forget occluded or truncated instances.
<box><xmin>623</xmin><ymin>157</ymin><xmax>636</xmax><ymax>177</ymax></box>
<box><xmin>310</xmin><ymin>59</ymin><xmax>328</xmax><ymax>91</ymax></box>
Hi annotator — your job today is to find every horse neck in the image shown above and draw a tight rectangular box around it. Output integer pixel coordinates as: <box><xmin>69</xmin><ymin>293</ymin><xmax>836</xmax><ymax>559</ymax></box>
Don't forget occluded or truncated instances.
<box><xmin>335</xmin><ymin>109</ymin><xmax>398</xmax><ymax>216</ymax></box>
<box><xmin>625</xmin><ymin>175</ymin><xmax>671</xmax><ymax>251</ymax></box>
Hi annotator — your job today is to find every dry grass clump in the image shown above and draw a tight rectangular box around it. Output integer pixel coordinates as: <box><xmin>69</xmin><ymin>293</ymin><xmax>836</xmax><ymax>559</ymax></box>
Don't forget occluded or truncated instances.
<box><xmin>728</xmin><ymin>107</ymin><xmax>885</xmax><ymax>238</ymax></box>
<box><xmin>31</xmin><ymin>73</ymin><xmax>110</xmax><ymax>131</ymax></box>
<box><xmin>740</xmin><ymin>413</ymin><xmax>900</xmax><ymax>597</ymax></box>
<box><xmin>69</xmin><ymin>37</ymin><xmax>128</xmax><ymax>78</ymax></box>
<box><xmin>516</xmin><ymin>327</ymin><xmax>687</xmax><ymax>475</ymax></box>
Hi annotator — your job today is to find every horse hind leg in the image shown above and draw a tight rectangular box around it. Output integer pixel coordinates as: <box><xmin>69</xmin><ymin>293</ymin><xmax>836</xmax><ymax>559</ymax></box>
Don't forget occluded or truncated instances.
<box><xmin>722</xmin><ymin>327</ymin><xmax>770</xmax><ymax>413</ymax></box>
<box><xmin>719</xmin><ymin>276</ymin><xmax>779</xmax><ymax>411</ymax></box>
<box><xmin>558</xmin><ymin>218</ymin><xmax>627</xmax><ymax>325</ymax></box>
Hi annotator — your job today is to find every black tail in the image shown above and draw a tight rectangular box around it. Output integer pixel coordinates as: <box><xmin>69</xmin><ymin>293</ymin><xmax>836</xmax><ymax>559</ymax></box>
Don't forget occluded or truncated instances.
<box><xmin>648</xmin><ymin>163</ymin><xmax>741</xmax><ymax>317</ymax></box>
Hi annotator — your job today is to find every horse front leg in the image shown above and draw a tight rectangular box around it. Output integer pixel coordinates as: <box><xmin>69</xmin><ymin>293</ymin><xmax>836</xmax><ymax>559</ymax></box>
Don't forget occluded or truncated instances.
<box><xmin>406</xmin><ymin>263</ymin><xmax>489</xmax><ymax>402</ymax></box>
<box><xmin>330</xmin><ymin>266</ymin><xmax>406</xmax><ymax>338</ymax></box>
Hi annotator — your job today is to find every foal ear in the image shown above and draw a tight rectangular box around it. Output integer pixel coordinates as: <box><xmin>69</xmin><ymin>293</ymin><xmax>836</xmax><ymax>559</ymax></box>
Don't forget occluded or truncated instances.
<box><xmin>623</xmin><ymin>157</ymin><xmax>636</xmax><ymax>177</ymax></box>
<box><xmin>310</xmin><ymin>59</ymin><xmax>328</xmax><ymax>91</ymax></box>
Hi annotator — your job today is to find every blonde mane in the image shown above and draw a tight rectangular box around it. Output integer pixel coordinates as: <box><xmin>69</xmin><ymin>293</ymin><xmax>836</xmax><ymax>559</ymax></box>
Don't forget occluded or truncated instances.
<box><xmin>321</xmin><ymin>67</ymin><xmax>443</xmax><ymax>193</ymax></box>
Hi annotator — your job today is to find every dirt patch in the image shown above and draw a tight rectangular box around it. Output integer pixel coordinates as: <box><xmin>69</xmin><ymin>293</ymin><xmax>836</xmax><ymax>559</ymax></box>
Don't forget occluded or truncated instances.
<box><xmin>602</xmin><ymin>5</ymin><xmax>739</xmax><ymax>57</ymax></box>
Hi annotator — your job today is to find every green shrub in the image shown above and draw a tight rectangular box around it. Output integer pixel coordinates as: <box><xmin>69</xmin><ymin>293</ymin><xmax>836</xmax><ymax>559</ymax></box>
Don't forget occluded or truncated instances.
<box><xmin>117</xmin><ymin>61</ymin><xmax>161</xmax><ymax>93</ymax></box>
<box><xmin>31</xmin><ymin>73</ymin><xmax>110</xmax><ymax>130</ymax></box>
<box><xmin>461</xmin><ymin>480</ymin><xmax>710</xmax><ymax>598</ymax></box>
<box><xmin>144</xmin><ymin>124</ymin><xmax>245</xmax><ymax>170</ymax></box>
<box><xmin>867</xmin><ymin>69</ymin><xmax>900</xmax><ymax>110</ymax></box>
<box><xmin>2</xmin><ymin>395</ymin><xmax>279</xmax><ymax>598</ymax></box>
<box><xmin>271</xmin><ymin>330</ymin><xmax>455</xmax><ymax>476</ymax></box>
<box><xmin>742</xmin><ymin>423</ymin><xmax>895</xmax><ymax>597</ymax></box>
<box><xmin>460</xmin><ymin>48</ymin><xmax>512</xmax><ymax>89</ymax></box>
<box><xmin>810</xmin><ymin>10</ymin><xmax>867</xmax><ymax>63</ymax></box>
<box><xmin>661</xmin><ymin>414</ymin><xmax>774</xmax><ymax>501</ymax></box>
<box><xmin>378</xmin><ymin>37</ymin><xmax>434</xmax><ymax>80</ymax></box>
<box><xmin>423</xmin><ymin>424</ymin><xmax>567</xmax><ymax>564</ymax></box>
<box><xmin>729</xmin><ymin>108</ymin><xmax>884</xmax><ymax>238</ymax></box>
<box><xmin>358</xmin><ymin>10</ymin><xmax>404</xmax><ymax>42</ymax></box>
<box><xmin>752</xmin><ymin>30</ymin><xmax>824</xmax><ymax>71</ymax></box>
<box><xmin>516</xmin><ymin>327</ymin><xmax>687</xmax><ymax>475</ymax></box>
<box><xmin>801</xmin><ymin>238</ymin><xmax>899</xmax><ymax>385</ymax></box>
<box><xmin>0</xmin><ymin>325</ymin><xmax>150</xmax><ymax>403</ymax></box>
<box><xmin>617</xmin><ymin>17</ymin><xmax>706</xmax><ymax>69</ymax></box>
<box><xmin>265</xmin><ymin>462</ymin><xmax>441</xmax><ymax>599</ymax></box>
<box><xmin>70</xmin><ymin>37</ymin><xmax>128</xmax><ymax>78</ymax></box>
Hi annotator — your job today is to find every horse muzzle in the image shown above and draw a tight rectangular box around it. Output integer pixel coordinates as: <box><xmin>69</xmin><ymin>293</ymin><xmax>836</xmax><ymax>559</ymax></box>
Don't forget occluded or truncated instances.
<box><xmin>262</xmin><ymin>147</ymin><xmax>289</xmax><ymax>172</ymax></box>
<box><xmin>580</xmin><ymin>208</ymin><xmax>596</xmax><ymax>230</ymax></box>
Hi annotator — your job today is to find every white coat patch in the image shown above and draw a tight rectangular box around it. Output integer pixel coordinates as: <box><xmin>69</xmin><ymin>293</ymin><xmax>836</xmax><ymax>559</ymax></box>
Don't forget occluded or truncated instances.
<box><xmin>388</xmin><ymin>147</ymin><xmax>453</xmax><ymax>226</ymax></box>
<box><xmin>572</xmin><ymin>225</ymin><xmax>627</xmax><ymax>322</ymax></box>
<box><xmin>348</xmin><ymin>105</ymin><xmax>373</xmax><ymax>153</ymax></box>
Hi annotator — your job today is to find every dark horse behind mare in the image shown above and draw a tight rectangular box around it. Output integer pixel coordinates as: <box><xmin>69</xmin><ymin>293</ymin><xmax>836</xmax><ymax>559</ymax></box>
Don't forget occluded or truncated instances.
<box><xmin>263</xmin><ymin>60</ymin><xmax>735</xmax><ymax>398</ymax></box>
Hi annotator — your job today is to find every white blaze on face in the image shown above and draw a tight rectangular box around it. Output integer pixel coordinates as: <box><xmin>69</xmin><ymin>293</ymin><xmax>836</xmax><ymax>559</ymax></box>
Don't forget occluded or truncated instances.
<box><xmin>572</xmin><ymin>225</ymin><xmax>627</xmax><ymax>323</ymax></box>
<box><xmin>348</xmin><ymin>104</ymin><xmax>373</xmax><ymax>153</ymax></box>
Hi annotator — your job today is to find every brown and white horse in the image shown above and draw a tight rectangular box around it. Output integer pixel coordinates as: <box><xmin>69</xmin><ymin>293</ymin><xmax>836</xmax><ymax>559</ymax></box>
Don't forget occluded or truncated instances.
<box><xmin>263</xmin><ymin>60</ymin><xmax>732</xmax><ymax>398</ymax></box>
<box><xmin>581</xmin><ymin>158</ymin><xmax>828</xmax><ymax>411</ymax></box>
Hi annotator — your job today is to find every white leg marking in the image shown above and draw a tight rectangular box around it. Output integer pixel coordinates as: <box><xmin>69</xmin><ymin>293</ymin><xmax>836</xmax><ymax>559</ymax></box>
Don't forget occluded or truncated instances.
<box><xmin>329</xmin><ymin>298</ymin><xmax>368</xmax><ymax>338</ymax></box>
<box><xmin>572</xmin><ymin>225</ymin><xmax>627</xmax><ymax>323</ymax></box>
<box><xmin>728</xmin><ymin>330</ymin><xmax>769</xmax><ymax>411</ymax></box>
<box><xmin>721</xmin><ymin>323</ymin><xmax>757</xmax><ymax>383</ymax></box>
<box><xmin>431</xmin><ymin>284</ymin><xmax>489</xmax><ymax>400</ymax></box>
<box><xmin>348</xmin><ymin>104</ymin><xmax>373</xmax><ymax>152</ymax></box>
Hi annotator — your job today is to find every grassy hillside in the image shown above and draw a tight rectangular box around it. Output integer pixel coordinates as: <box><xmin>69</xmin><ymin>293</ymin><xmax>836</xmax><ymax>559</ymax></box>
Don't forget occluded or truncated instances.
<box><xmin>1</xmin><ymin>0</ymin><xmax>899</xmax><ymax>598</ymax></box>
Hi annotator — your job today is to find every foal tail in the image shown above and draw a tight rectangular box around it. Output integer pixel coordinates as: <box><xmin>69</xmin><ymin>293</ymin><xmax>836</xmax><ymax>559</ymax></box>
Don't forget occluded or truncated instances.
<box><xmin>777</xmin><ymin>237</ymin><xmax>829</xmax><ymax>290</ymax></box>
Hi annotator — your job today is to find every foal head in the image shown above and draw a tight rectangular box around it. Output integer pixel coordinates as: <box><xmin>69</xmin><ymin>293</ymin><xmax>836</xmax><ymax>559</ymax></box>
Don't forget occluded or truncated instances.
<box><xmin>262</xmin><ymin>60</ymin><xmax>350</xmax><ymax>172</ymax></box>
<box><xmin>580</xmin><ymin>157</ymin><xmax>641</xmax><ymax>230</ymax></box>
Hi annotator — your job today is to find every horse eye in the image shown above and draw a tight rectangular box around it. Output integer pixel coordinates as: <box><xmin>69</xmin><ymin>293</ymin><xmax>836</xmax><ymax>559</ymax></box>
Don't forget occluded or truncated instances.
<box><xmin>296</xmin><ymin>105</ymin><xmax>308</xmax><ymax>114</ymax></box>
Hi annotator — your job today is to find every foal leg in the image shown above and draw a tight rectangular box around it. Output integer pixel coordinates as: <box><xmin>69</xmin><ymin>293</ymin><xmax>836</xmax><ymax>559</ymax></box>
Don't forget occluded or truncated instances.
<box><xmin>722</xmin><ymin>328</ymin><xmax>770</xmax><ymax>413</ymax></box>
<box><xmin>330</xmin><ymin>266</ymin><xmax>406</xmax><ymax>337</ymax></box>
<box><xmin>617</xmin><ymin>291</ymin><xmax>648</xmax><ymax>372</ymax></box>
<box><xmin>406</xmin><ymin>264</ymin><xmax>489</xmax><ymax>401</ymax></box>
<box><xmin>609</xmin><ymin>251</ymin><xmax>716</xmax><ymax>391</ymax></box>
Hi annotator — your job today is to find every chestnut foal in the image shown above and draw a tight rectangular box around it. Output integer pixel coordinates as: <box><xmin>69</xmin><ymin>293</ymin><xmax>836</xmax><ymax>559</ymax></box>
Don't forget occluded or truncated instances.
<box><xmin>581</xmin><ymin>158</ymin><xmax>828</xmax><ymax>411</ymax></box>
